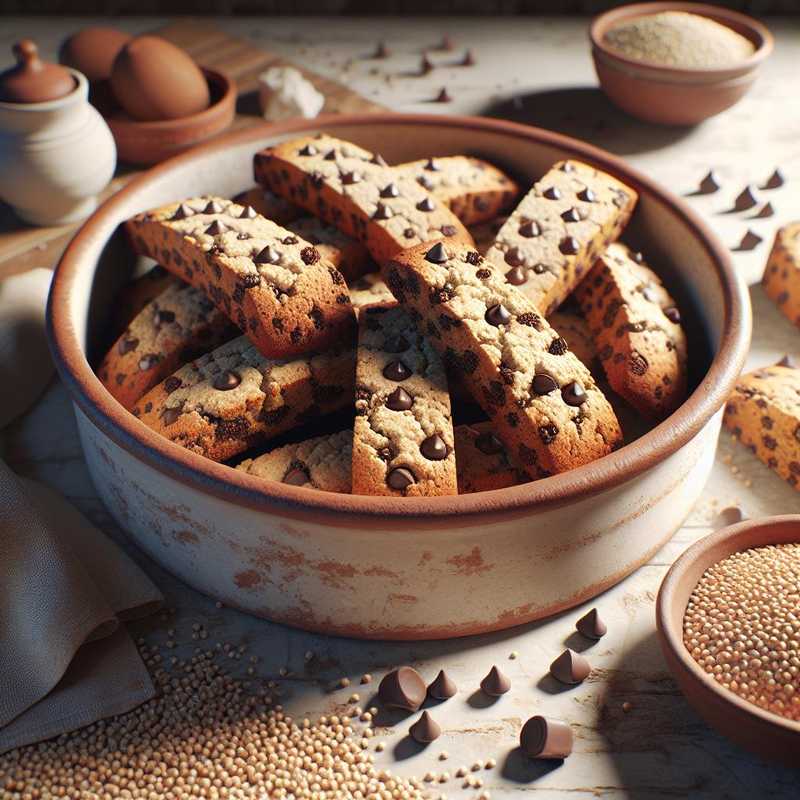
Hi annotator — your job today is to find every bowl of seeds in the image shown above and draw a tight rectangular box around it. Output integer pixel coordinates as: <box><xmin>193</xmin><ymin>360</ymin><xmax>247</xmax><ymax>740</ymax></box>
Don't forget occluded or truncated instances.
<box><xmin>657</xmin><ymin>515</ymin><xmax>800</xmax><ymax>765</ymax></box>
<box><xmin>590</xmin><ymin>2</ymin><xmax>773</xmax><ymax>125</ymax></box>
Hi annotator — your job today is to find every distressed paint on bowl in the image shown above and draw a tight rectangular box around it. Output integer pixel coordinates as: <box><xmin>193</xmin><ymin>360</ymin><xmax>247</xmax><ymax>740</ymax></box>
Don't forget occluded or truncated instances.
<box><xmin>48</xmin><ymin>115</ymin><xmax>750</xmax><ymax>639</ymax></box>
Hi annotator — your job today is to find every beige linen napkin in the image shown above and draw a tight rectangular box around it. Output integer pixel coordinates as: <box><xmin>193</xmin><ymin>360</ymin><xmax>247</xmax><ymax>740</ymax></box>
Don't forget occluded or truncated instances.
<box><xmin>0</xmin><ymin>268</ymin><xmax>163</xmax><ymax>755</ymax></box>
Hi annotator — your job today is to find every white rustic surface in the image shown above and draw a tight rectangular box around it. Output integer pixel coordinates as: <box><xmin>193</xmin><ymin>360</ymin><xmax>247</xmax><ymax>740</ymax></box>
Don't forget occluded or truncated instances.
<box><xmin>1</xmin><ymin>14</ymin><xmax>800</xmax><ymax>798</ymax></box>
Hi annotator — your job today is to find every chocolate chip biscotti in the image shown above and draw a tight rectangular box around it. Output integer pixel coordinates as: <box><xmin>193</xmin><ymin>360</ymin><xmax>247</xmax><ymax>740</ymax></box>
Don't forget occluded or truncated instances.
<box><xmin>762</xmin><ymin>222</ymin><xmax>800</xmax><ymax>327</ymax></box>
<box><xmin>348</xmin><ymin>272</ymin><xmax>396</xmax><ymax>315</ymax></box>
<box><xmin>384</xmin><ymin>241</ymin><xmax>622</xmax><ymax>476</ymax></box>
<box><xmin>723</xmin><ymin>364</ymin><xmax>800</xmax><ymax>491</ymax></box>
<box><xmin>352</xmin><ymin>304</ymin><xmax>457</xmax><ymax>496</ymax></box>
<box><xmin>111</xmin><ymin>265</ymin><xmax>178</xmax><ymax>340</ymax></box>
<box><xmin>395</xmin><ymin>156</ymin><xmax>519</xmax><ymax>226</ymax></box>
<box><xmin>484</xmin><ymin>160</ymin><xmax>637</xmax><ymax>315</ymax></box>
<box><xmin>232</xmin><ymin>187</ymin><xmax>303</xmax><ymax>226</ymax></box>
<box><xmin>454</xmin><ymin>422</ymin><xmax>529</xmax><ymax>492</ymax></box>
<box><xmin>575</xmin><ymin>243</ymin><xmax>687</xmax><ymax>419</ymax></box>
<box><xmin>287</xmin><ymin>215</ymin><xmax>372</xmax><ymax>283</ymax></box>
<box><xmin>126</xmin><ymin>196</ymin><xmax>355</xmax><ymax>359</ymax></box>
<box><xmin>132</xmin><ymin>335</ymin><xmax>355</xmax><ymax>462</ymax></box>
<box><xmin>253</xmin><ymin>135</ymin><xmax>473</xmax><ymax>263</ymax></box>
<box><xmin>98</xmin><ymin>282</ymin><xmax>238</xmax><ymax>410</ymax></box>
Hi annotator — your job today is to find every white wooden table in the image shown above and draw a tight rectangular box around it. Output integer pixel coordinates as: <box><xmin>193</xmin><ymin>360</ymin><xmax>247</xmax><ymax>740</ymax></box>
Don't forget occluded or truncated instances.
<box><xmin>2</xmin><ymin>15</ymin><xmax>799</xmax><ymax>797</ymax></box>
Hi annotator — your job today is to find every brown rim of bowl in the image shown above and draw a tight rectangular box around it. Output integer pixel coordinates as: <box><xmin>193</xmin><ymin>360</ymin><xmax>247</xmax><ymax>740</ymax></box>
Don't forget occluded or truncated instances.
<box><xmin>656</xmin><ymin>515</ymin><xmax>800</xmax><ymax>738</ymax></box>
<box><xmin>589</xmin><ymin>2</ymin><xmax>773</xmax><ymax>78</ymax></box>
<box><xmin>48</xmin><ymin>113</ymin><xmax>751</xmax><ymax>528</ymax></box>
<box><xmin>103</xmin><ymin>67</ymin><xmax>235</xmax><ymax>132</ymax></box>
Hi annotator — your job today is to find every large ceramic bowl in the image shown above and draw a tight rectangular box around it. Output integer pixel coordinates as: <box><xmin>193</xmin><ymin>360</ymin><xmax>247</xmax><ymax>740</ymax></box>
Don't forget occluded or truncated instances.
<box><xmin>48</xmin><ymin>114</ymin><xmax>750</xmax><ymax>640</ymax></box>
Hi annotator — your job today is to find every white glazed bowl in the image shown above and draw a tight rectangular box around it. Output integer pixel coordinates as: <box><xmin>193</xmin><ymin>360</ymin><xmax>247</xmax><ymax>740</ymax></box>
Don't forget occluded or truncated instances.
<box><xmin>48</xmin><ymin>115</ymin><xmax>750</xmax><ymax>639</ymax></box>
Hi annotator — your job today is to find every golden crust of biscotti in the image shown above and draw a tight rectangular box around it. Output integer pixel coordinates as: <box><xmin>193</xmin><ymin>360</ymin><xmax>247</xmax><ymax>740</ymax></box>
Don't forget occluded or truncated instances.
<box><xmin>484</xmin><ymin>160</ymin><xmax>637</xmax><ymax>315</ymax></box>
<box><xmin>454</xmin><ymin>421</ymin><xmax>530</xmax><ymax>493</ymax></box>
<box><xmin>723</xmin><ymin>364</ymin><xmax>800</xmax><ymax>491</ymax></box>
<box><xmin>253</xmin><ymin>134</ymin><xmax>473</xmax><ymax>263</ymax></box>
<box><xmin>111</xmin><ymin>266</ymin><xmax>179</xmax><ymax>341</ymax></box>
<box><xmin>762</xmin><ymin>222</ymin><xmax>800</xmax><ymax>327</ymax></box>
<box><xmin>575</xmin><ymin>243</ymin><xmax>687</xmax><ymax>419</ymax></box>
<box><xmin>352</xmin><ymin>304</ymin><xmax>456</xmax><ymax>497</ymax></box>
<box><xmin>97</xmin><ymin>281</ymin><xmax>237</xmax><ymax>411</ymax></box>
<box><xmin>383</xmin><ymin>240</ymin><xmax>622</xmax><ymax>476</ymax></box>
<box><xmin>287</xmin><ymin>215</ymin><xmax>372</xmax><ymax>283</ymax></box>
<box><xmin>132</xmin><ymin>335</ymin><xmax>355</xmax><ymax>462</ymax></box>
<box><xmin>395</xmin><ymin>156</ymin><xmax>519</xmax><ymax>226</ymax></box>
<box><xmin>237</xmin><ymin>429</ymin><xmax>353</xmax><ymax>493</ymax></box>
<box><xmin>125</xmin><ymin>196</ymin><xmax>356</xmax><ymax>359</ymax></box>
<box><xmin>232</xmin><ymin>186</ymin><xmax>303</xmax><ymax>226</ymax></box>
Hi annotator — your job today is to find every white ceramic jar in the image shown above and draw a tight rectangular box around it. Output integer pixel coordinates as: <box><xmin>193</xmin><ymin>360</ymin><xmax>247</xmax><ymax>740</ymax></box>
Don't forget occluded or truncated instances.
<box><xmin>0</xmin><ymin>69</ymin><xmax>116</xmax><ymax>226</ymax></box>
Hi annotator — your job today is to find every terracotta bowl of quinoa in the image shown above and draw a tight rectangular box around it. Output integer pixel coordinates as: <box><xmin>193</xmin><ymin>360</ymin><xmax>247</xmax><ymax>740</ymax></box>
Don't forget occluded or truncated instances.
<box><xmin>590</xmin><ymin>2</ymin><xmax>773</xmax><ymax>126</ymax></box>
<box><xmin>657</xmin><ymin>515</ymin><xmax>800</xmax><ymax>766</ymax></box>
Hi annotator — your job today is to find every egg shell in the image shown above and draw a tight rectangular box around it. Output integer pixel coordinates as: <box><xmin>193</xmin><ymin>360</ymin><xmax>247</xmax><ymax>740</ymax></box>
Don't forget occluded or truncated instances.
<box><xmin>110</xmin><ymin>35</ymin><xmax>210</xmax><ymax>122</ymax></box>
<box><xmin>60</xmin><ymin>27</ymin><xmax>132</xmax><ymax>83</ymax></box>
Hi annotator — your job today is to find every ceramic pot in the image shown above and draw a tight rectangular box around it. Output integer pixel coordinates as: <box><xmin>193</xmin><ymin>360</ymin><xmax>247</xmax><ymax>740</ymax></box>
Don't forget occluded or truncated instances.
<box><xmin>48</xmin><ymin>115</ymin><xmax>750</xmax><ymax>639</ymax></box>
<box><xmin>0</xmin><ymin>69</ymin><xmax>116</xmax><ymax>226</ymax></box>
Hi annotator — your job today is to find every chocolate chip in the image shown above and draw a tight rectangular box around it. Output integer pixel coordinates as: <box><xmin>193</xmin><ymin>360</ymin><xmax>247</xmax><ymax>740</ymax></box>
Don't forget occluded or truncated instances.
<box><xmin>255</xmin><ymin>245</ymin><xmax>281</xmax><ymax>264</ymax></box>
<box><xmin>162</xmin><ymin>407</ymin><xmax>181</xmax><ymax>426</ymax></box>
<box><xmin>504</xmin><ymin>247</ymin><xmax>524</xmax><ymax>267</ymax></box>
<box><xmin>548</xmin><ymin>337</ymin><xmax>568</xmax><ymax>355</ymax></box>
<box><xmin>409</xmin><ymin>711</ymin><xmax>441</xmax><ymax>744</ymax></box>
<box><xmin>203</xmin><ymin>200</ymin><xmax>224</xmax><ymax>214</ymax></box>
<box><xmin>735</xmin><ymin>229</ymin><xmax>763</xmax><ymax>251</ymax></box>
<box><xmin>283</xmin><ymin>466</ymin><xmax>310</xmax><ymax>485</ymax></box>
<box><xmin>156</xmin><ymin>309</ymin><xmax>175</xmax><ymax>324</ymax></box>
<box><xmin>755</xmin><ymin>201</ymin><xmax>775</xmax><ymax>218</ymax></box>
<box><xmin>421</xmin><ymin>434</ymin><xmax>448</xmax><ymax>461</ymax></box>
<box><xmin>434</xmin><ymin>87</ymin><xmax>452</xmax><ymax>103</ymax></box>
<box><xmin>164</xmin><ymin>376</ymin><xmax>182</xmax><ymax>393</ymax></box>
<box><xmin>380</xmin><ymin>183</ymin><xmax>399</xmax><ymax>198</ymax></box>
<box><xmin>539</xmin><ymin>423</ymin><xmax>558</xmax><ymax>444</ymax></box>
<box><xmin>733</xmin><ymin>185</ymin><xmax>758</xmax><ymax>211</ymax></box>
<box><xmin>575</xmin><ymin>608</ymin><xmax>607</xmax><ymax>640</ymax></box>
<box><xmin>505</xmin><ymin>266</ymin><xmax>528</xmax><ymax>285</ymax></box>
<box><xmin>778</xmin><ymin>354</ymin><xmax>797</xmax><ymax>368</ymax></box>
<box><xmin>386</xmin><ymin>387</ymin><xmax>413</xmax><ymax>411</ymax></box>
<box><xmin>561</xmin><ymin>207</ymin><xmax>581</xmax><ymax>223</ymax></box>
<box><xmin>323</xmin><ymin>149</ymin><xmax>337</xmax><ymax>161</ymax></box>
<box><xmin>520</xmin><ymin>716</ymin><xmax>573</xmax><ymax>760</ymax></box>
<box><xmin>561</xmin><ymin>162</ymin><xmax>576</xmax><ymax>172</ymax></box>
<box><xmin>425</xmin><ymin>243</ymin><xmax>448</xmax><ymax>263</ymax></box>
<box><xmin>282</xmin><ymin>235</ymin><xmax>299</xmax><ymax>245</ymax></box>
<box><xmin>697</xmin><ymin>171</ymin><xmax>720</xmax><ymax>195</ymax></box>
<box><xmin>205</xmin><ymin>220</ymin><xmax>226</xmax><ymax>236</ymax></box>
<box><xmin>517</xmin><ymin>312</ymin><xmax>541</xmax><ymax>329</ymax></box>
<box><xmin>387</xmin><ymin>467</ymin><xmax>416</xmax><ymax>491</ymax></box>
<box><xmin>383</xmin><ymin>360</ymin><xmax>411</xmax><ymax>381</ymax></box>
<box><xmin>532</xmin><ymin>373</ymin><xmax>558</xmax><ymax>395</ymax></box>
<box><xmin>427</xmin><ymin>669</ymin><xmax>457</xmax><ymax>700</ymax></box>
<box><xmin>237</xmin><ymin>232</ymin><xmax>250</xmax><ymax>240</ymax></box>
<box><xmin>213</xmin><ymin>370</ymin><xmax>241</xmax><ymax>391</ymax></box>
<box><xmin>379</xmin><ymin>667</ymin><xmax>426</xmax><ymax>710</ymax></box>
<box><xmin>298</xmin><ymin>143</ymin><xmax>317</xmax><ymax>156</ymax></box>
<box><xmin>472</xmin><ymin>432</ymin><xmax>502</xmax><ymax>456</ymax></box>
<box><xmin>543</xmin><ymin>187</ymin><xmax>561</xmax><ymax>200</ymax></box>
<box><xmin>559</xmin><ymin>236</ymin><xmax>580</xmax><ymax>255</ymax></box>
<box><xmin>138</xmin><ymin>354</ymin><xmax>159</xmax><ymax>371</ymax></box>
<box><xmin>301</xmin><ymin>246</ymin><xmax>321</xmax><ymax>264</ymax></box>
<box><xmin>171</xmin><ymin>203</ymin><xmax>194</xmax><ymax>220</ymax></box>
<box><xmin>485</xmin><ymin>303</ymin><xmax>511</xmax><ymax>326</ymax></box>
<box><xmin>417</xmin><ymin>175</ymin><xmax>434</xmax><ymax>190</ymax></box>
<box><xmin>762</xmin><ymin>168</ymin><xmax>784</xmax><ymax>190</ymax></box>
<box><xmin>239</xmin><ymin>205</ymin><xmax>257</xmax><ymax>219</ymax></box>
<box><xmin>561</xmin><ymin>381</ymin><xmax>586</xmax><ymax>406</ymax></box>
<box><xmin>664</xmin><ymin>306</ymin><xmax>681</xmax><ymax>324</ymax></box>
<box><xmin>424</xmin><ymin>158</ymin><xmax>440</xmax><ymax>171</ymax></box>
<box><xmin>420</xmin><ymin>54</ymin><xmax>434</xmax><ymax>75</ymax></box>
<box><xmin>480</xmin><ymin>665</ymin><xmax>511</xmax><ymax>696</ymax></box>
<box><xmin>118</xmin><ymin>337</ymin><xmax>139</xmax><ymax>355</ymax></box>
<box><xmin>460</xmin><ymin>49</ymin><xmax>476</xmax><ymax>66</ymax></box>
<box><xmin>404</xmin><ymin>228</ymin><xmax>416</xmax><ymax>239</ymax></box>
<box><xmin>518</xmin><ymin>220</ymin><xmax>540</xmax><ymax>238</ymax></box>
<box><xmin>341</xmin><ymin>171</ymin><xmax>362</xmax><ymax>185</ymax></box>
<box><xmin>578</xmin><ymin>187</ymin><xmax>596</xmax><ymax>202</ymax></box>
<box><xmin>373</xmin><ymin>203</ymin><xmax>393</xmax><ymax>220</ymax></box>
<box><xmin>373</xmin><ymin>41</ymin><xmax>389</xmax><ymax>59</ymax></box>
<box><xmin>550</xmin><ymin>649</ymin><xmax>591</xmax><ymax>684</ymax></box>
<box><xmin>416</xmin><ymin>197</ymin><xmax>436</xmax><ymax>212</ymax></box>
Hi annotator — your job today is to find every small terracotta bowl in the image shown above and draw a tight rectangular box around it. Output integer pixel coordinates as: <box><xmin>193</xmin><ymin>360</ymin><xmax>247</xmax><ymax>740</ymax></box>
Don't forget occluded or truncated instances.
<box><xmin>103</xmin><ymin>68</ymin><xmax>235</xmax><ymax>166</ymax></box>
<box><xmin>657</xmin><ymin>515</ymin><xmax>800</xmax><ymax>765</ymax></box>
<box><xmin>590</xmin><ymin>2</ymin><xmax>773</xmax><ymax>126</ymax></box>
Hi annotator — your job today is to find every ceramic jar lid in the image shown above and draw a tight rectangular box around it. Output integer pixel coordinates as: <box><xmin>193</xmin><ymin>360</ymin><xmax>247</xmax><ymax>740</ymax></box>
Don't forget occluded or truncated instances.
<box><xmin>0</xmin><ymin>40</ymin><xmax>76</xmax><ymax>103</ymax></box>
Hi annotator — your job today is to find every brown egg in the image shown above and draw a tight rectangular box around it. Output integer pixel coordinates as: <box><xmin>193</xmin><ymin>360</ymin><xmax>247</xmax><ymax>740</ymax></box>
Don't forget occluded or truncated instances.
<box><xmin>110</xmin><ymin>36</ymin><xmax>210</xmax><ymax>122</ymax></box>
<box><xmin>60</xmin><ymin>27</ymin><xmax>131</xmax><ymax>83</ymax></box>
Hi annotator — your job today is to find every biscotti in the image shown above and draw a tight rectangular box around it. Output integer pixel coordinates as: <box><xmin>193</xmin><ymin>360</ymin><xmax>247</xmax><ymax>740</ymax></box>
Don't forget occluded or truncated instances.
<box><xmin>395</xmin><ymin>156</ymin><xmax>519</xmax><ymax>226</ymax></box>
<box><xmin>547</xmin><ymin>310</ymin><xmax>597</xmax><ymax>372</ymax></box>
<box><xmin>762</xmin><ymin>222</ymin><xmax>800</xmax><ymax>327</ymax></box>
<box><xmin>575</xmin><ymin>243</ymin><xmax>687</xmax><ymax>419</ymax></box>
<box><xmin>484</xmin><ymin>160</ymin><xmax>637</xmax><ymax>315</ymax></box>
<box><xmin>253</xmin><ymin>134</ymin><xmax>473</xmax><ymax>263</ymax></box>
<box><xmin>454</xmin><ymin>422</ymin><xmax>528</xmax><ymax>493</ymax></box>
<box><xmin>126</xmin><ymin>196</ymin><xmax>355</xmax><ymax>359</ymax></box>
<box><xmin>237</xmin><ymin>429</ymin><xmax>352</xmax><ymax>493</ymax></box>
<box><xmin>98</xmin><ymin>282</ymin><xmax>237</xmax><ymax>410</ymax></box>
<box><xmin>112</xmin><ymin>265</ymin><xmax>178</xmax><ymax>340</ymax></box>
<box><xmin>723</xmin><ymin>364</ymin><xmax>800</xmax><ymax>491</ymax></box>
<box><xmin>232</xmin><ymin>187</ymin><xmax>303</xmax><ymax>225</ymax></box>
<box><xmin>348</xmin><ymin>272</ymin><xmax>396</xmax><ymax>314</ymax></box>
<box><xmin>352</xmin><ymin>304</ymin><xmax>457</xmax><ymax>496</ymax></box>
<box><xmin>132</xmin><ymin>336</ymin><xmax>355</xmax><ymax>462</ymax></box>
<box><xmin>384</xmin><ymin>241</ymin><xmax>622</xmax><ymax>475</ymax></box>
<box><xmin>287</xmin><ymin>215</ymin><xmax>372</xmax><ymax>283</ymax></box>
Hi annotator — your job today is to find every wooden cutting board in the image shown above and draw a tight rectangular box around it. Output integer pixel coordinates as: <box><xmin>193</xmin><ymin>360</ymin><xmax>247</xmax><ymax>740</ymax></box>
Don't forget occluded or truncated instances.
<box><xmin>0</xmin><ymin>20</ymin><xmax>385</xmax><ymax>279</ymax></box>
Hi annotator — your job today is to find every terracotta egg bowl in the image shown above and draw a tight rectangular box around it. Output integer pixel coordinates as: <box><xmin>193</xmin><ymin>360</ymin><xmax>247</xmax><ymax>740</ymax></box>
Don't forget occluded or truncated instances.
<box><xmin>48</xmin><ymin>115</ymin><xmax>750</xmax><ymax>640</ymax></box>
<box><xmin>103</xmin><ymin>68</ymin><xmax>235</xmax><ymax>166</ymax></box>
<box><xmin>657</xmin><ymin>516</ymin><xmax>800</xmax><ymax>766</ymax></box>
<box><xmin>590</xmin><ymin>2</ymin><xmax>773</xmax><ymax>126</ymax></box>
